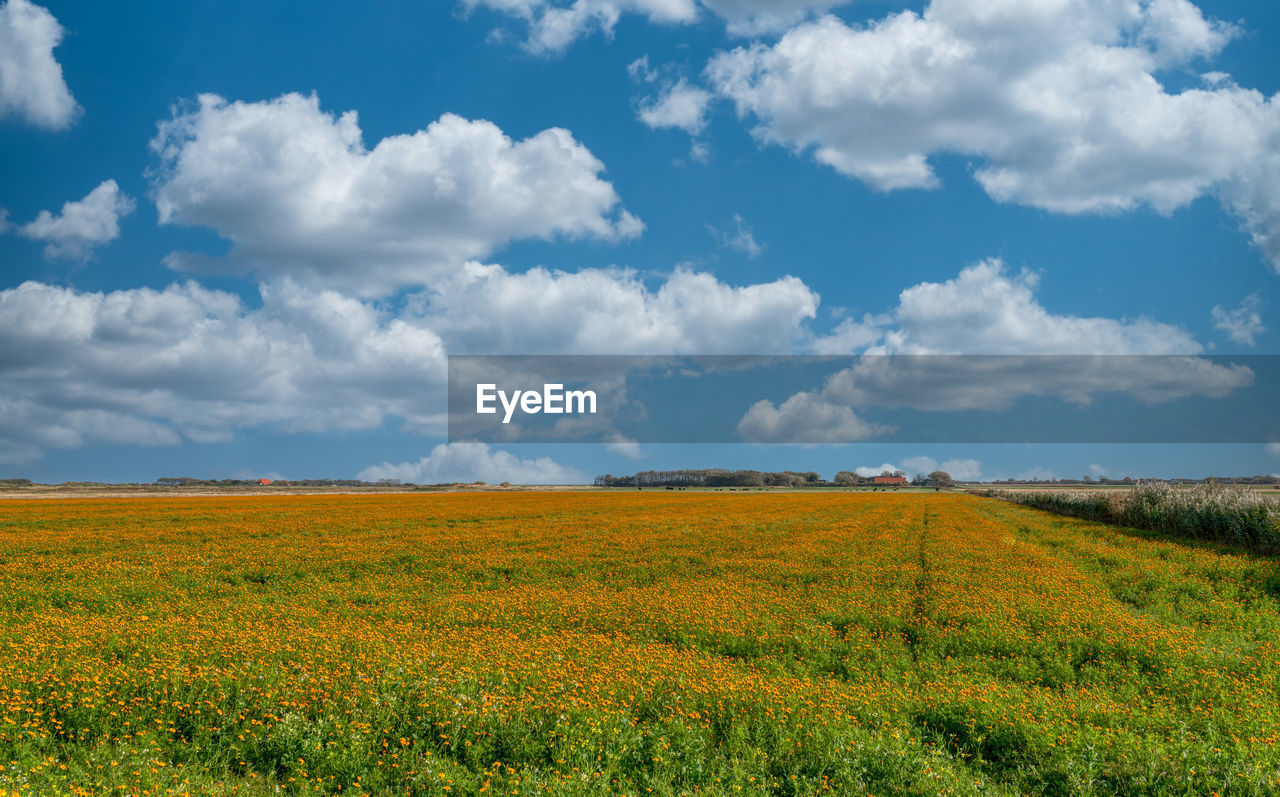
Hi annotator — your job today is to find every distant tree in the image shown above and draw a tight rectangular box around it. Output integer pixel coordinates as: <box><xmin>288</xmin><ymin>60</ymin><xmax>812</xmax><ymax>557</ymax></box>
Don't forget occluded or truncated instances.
<box><xmin>834</xmin><ymin>471</ymin><xmax>859</xmax><ymax>486</ymax></box>
<box><xmin>764</xmin><ymin>471</ymin><xmax>804</xmax><ymax>487</ymax></box>
<box><xmin>927</xmin><ymin>471</ymin><xmax>954</xmax><ymax>488</ymax></box>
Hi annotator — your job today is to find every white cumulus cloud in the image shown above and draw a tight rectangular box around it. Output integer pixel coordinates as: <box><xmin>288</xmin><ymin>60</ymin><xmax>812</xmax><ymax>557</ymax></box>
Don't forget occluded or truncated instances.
<box><xmin>17</xmin><ymin>180</ymin><xmax>135</xmax><ymax>260</ymax></box>
<box><xmin>0</xmin><ymin>260</ymin><xmax>826</xmax><ymax>461</ymax></box>
<box><xmin>3</xmin><ymin>256</ymin><xmax>1234</xmax><ymax>458</ymax></box>
<box><xmin>865</xmin><ymin>259</ymin><xmax>1202</xmax><ymax>355</ymax></box>
<box><xmin>706</xmin><ymin>1</ymin><xmax>1280</xmax><ymax>271</ymax></box>
<box><xmin>424</xmin><ymin>261</ymin><xmax>818</xmax><ymax>354</ymax></box>
<box><xmin>604</xmin><ymin>433</ymin><xmax>643</xmax><ymax>458</ymax></box>
<box><xmin>149</xmin><ymin>93</ymin><xmax>641</xmax><ymax>296</ymax></box>
<box><xmin>900</xmin><ymin>455</ymin><xmax>982</xmax><ymax>480</ymax></box>
<box><xmin>737</xmin><ymin>390</ymin><xmax>884</xmax><ymax>443</ymax></box>
<box><xmin>358</xmin><ymin>442</ymin><xmax>584</xmax><ymax>484</ymax></box>
<box><xmin>1211</xmin><ymin>294</ymin><xmax>1265</xmax><ymax>347</ymax></box>
<box><xmin>700</xmin><ymin>0</ymin><xmax>850</xmax><ymax>36</ymax></box>
<box><xmin>0</xmin><ymin>279</ymin><xmax>448</xmax><ymax>461</ymax></box>
<box><xmin>462</xmin><ymin>0</ymin><xmax>699</xmax><ymax>53</ymax></box>
<box><xmin>0</xmin><ymin>0</ymin><xmax>78</xmax><ymax>130</ymax></box>
<box><xmin>638</xmin><ymin>78</ymin><xmax>713</xmax><ymax>135</ymax></box>
<box><xmin>853</xmin><ymin>463</ymin><xmax>903</xmax><ymax>478</ymax></box>
<box><xmin>739</xmin><ymin>257</ymin><xmax>1249</xmax><ymax>441</ymax></box>
<box><xmin>463</xmin><ymin>0</ymin><xmax>850</xmax><ymax>52</ymax></box>
<box><xmin>708</xmin><ymin>213</ymin><xmax>762</xmax><ymax>257</ymax></box>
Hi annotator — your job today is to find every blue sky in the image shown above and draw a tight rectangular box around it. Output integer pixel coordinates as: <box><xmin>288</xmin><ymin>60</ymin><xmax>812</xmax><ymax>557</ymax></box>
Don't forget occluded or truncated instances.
<box><xmin>1</xmin><ymin>0</ymin><xmax>1278</xmax><ymax>484</ymax></box>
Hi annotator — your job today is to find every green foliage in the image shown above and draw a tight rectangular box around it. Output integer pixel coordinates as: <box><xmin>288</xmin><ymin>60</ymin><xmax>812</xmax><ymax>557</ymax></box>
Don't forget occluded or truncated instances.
<box><xmin>983</xmin><ymin>482</ymin><xmax>1280</xmax><ymax>554</ymax></box>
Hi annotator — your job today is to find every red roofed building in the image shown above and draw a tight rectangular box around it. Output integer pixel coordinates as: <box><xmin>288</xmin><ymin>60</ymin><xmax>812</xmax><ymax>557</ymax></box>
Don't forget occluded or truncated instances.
<box><xmin>873</xmin><ymin>476</ymin><xmax>907</xmax><ymax>485</ymax></box>
<box><xmin>257</xmin><ymin>478</ymin><xmax>273</xmax><ymax>486</ymax></box>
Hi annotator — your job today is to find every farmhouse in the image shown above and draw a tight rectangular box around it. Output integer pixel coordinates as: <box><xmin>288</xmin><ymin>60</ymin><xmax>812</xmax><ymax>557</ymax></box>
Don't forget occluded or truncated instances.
<box><xmin>257</xmin><ymin>478</ymin><xmax>273</xmax><ymax>486</ymax></box>
<box><xmin>873</xmin><ymin>476</ymin><xmax>907</xmax><ymax>485</ymax></box>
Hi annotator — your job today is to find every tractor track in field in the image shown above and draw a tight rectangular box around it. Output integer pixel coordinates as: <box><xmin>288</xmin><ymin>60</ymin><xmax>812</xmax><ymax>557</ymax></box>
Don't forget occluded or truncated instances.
<box><xmin>902</xmin><ymin>509</ymin><xmax>936</xmax><ymax>662</ymax></box>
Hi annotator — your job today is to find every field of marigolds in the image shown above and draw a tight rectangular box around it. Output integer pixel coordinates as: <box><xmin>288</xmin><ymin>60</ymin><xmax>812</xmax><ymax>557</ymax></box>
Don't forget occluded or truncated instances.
<box><xmin>1</xmin><ymin>492</ymin><xmax>1278</xmax><ymax>796</ymax></box>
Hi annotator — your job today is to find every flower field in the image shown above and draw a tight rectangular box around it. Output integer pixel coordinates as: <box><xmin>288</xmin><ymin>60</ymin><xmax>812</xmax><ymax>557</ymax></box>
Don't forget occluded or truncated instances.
<box><xmin>0</xmin><ymin>492</ymin><xmax>1278</xmax><ymax>795</ymax></box>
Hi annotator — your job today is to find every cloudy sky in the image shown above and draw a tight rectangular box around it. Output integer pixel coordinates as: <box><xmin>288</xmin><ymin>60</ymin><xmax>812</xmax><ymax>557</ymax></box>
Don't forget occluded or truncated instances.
<box><xmin>1</xmin><ymin>0</ymin><xmax>1278</xmax><ymax>484</ymax></box>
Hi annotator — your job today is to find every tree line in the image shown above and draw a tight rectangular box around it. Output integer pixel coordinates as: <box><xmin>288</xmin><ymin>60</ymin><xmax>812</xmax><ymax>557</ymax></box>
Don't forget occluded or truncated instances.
<box><xmin>593</xmin><ymin>469</ymin><xmax>955</xmax><ymax>488</ymax></box>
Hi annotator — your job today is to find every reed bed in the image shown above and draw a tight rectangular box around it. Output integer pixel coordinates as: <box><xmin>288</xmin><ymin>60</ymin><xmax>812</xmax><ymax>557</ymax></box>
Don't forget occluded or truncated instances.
<box><xmin>978</xmin><ymin>482</ymin><xmax>1280</xmax><ymax>554</ymax></box>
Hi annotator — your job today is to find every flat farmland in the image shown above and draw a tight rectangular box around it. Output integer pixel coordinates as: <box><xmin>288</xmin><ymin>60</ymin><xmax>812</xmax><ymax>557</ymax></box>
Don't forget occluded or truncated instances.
<box><xmin>0</xmin><ymin>493</ymin><xmax>1277</xmax><ymax>796</ymax></box>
